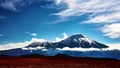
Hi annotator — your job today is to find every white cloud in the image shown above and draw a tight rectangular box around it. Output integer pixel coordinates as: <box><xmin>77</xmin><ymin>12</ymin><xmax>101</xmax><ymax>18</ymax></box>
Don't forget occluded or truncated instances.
<box><xmin>101</xmin><ymin>23</ymin><xmax>120</xmax><ymax>38</ymax></box>
<box><xmin>54</xmin><ymin>0</ymin><xmax>81</xmax><ymax>17</ymax></box>
<box><xmin>30</xmin><ymin>38</ymin><xmax>46</xmax><ymax>42</ymax></box>
<box><xmin>22</xmin><ymin>46</ymin><xmax>45</xmax><ymax>50</ymax></box>
<box><xmin>54</xmin><ymin>0</ymin><xmax>120</xmax><ymax>17</ymax></box>
<box><xmin>57</xmin><ymin>47</ymin><xmax>100</xmax><ymax>51</ymax></box>
<box><xmin>31</xmin><ymin>33</ymin><xmax>37</xmax><ymax>36</ymax></box>
<box><xmin>0</xmin><ymin>42</ymin><xmax>29</xmax><ymax>50</ymax></box>
<box><xmin>85</xmin><ymin>12</ymin><xmax>120</xmax><ymax>24</ymax></box>
<box><xmin>106</xmin><ymin>43</ymin><xmax>120</xmax><ymax>50</ymax></box>
<box><xmin>26</xmin><ymin>32</ymin><xmax>37</xmax><ymax>37</ymax></box>
<box><xmin>55</xmin><ymin>32</ymin><xmax>68</xmax><ymax>42</ymax></box>
<box><xmin>0</xmin><ymin>38</ymin><xmax>46</xmax><ymax>50</ymax></box>
<box><xmin>1</xmin><ymin>0</ymin><xmax>120</xmax><ymax>24</ymax></box>
<box><xmin>0</xmin><ymin>34</ymin><xmax>3</xmax><ymax>37</ymax></box>
<box><xmin>63</xmin><ymin>32</ymin><xmax>68</xmax><ymax>39</ymax></box>
<box><xmin>54</xmin><ymin>0</ymin><xmax>120</xmax><ymax>38</ymax></box>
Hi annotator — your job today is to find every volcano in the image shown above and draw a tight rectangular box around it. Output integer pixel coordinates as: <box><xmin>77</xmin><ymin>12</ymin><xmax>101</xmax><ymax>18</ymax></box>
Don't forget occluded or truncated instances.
<box><xmin>26</xmin><ymin>34</ymin><xmax>108</xmax><ymax>49</ymax></box>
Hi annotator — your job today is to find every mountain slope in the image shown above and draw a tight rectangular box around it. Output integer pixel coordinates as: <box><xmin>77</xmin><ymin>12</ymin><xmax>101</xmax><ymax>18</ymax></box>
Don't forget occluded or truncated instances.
<box><xmin>54</xmin><ymin>34</ymin><xmax>108</xmax><ymax>48</ymax></box>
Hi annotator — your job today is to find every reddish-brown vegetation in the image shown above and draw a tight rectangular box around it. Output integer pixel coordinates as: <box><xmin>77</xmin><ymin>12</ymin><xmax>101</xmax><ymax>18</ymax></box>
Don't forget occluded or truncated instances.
<box><xmin>0</xmin><ymin>55</ymin><xmax>120</xmax><ymax>68</ymax></box>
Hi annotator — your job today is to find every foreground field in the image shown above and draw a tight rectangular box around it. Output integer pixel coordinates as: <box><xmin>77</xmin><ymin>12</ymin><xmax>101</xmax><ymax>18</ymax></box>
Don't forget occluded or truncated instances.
<box><xmin>0</xmin><ymin>55</ymin><xmax>120</xmax><ymax>68</ymax></box>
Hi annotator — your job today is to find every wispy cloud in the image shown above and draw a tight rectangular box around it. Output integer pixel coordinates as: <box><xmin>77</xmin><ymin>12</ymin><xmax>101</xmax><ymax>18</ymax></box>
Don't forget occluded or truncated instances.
<box><xmin>54</xmin><ymin>0</ymin><xmax>120</xmax><ymax>17</ymax></box>
<box><xmin>0</xmin><ymin>0</ymin><xmax>55</xmax><ymax>12</ymax></box>
<box><xmin>101</xmin><ymin>23</ymin><xmax>120</xmax><ymax>38</ymax></box>
<box><xmin>1</xmin><ymin>0</ymin><xmax>120</xmax><ymax>39</ymax></box>
<box><xmin>26</xmin><ymin>32</ymin><xmax>37</xmax><ymax>37</ymax></box>
<box><xmin>55</xmin><ymin>32</ymin><xmax>68</xmax><ymax>42</ymax></box>
<box><xmin>0</xmin><ymin>0</ymin><xmax>34</xmax><ymax>11</ymax></box>
<box><xmin>53</xmin><ymin>0</ymin><xmax>120</xmax><ymax>38</ymax></box>
<box><xmin>0</xmin><ymin>16</ymin><xmax>6</xmax><ymax>22</ymax></box>
<box><xmin>1</xmin><ymin>0</ymin><xmax>17</xmax><ymax>11</ymax></box>
<box><xmin>85</xmin><ymin>12</ymin><xmax>120</xmax><ymax>24</ymax></box>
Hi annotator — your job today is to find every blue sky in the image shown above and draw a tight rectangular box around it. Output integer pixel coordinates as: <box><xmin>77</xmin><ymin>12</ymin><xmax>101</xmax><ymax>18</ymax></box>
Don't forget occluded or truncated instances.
<box><xmin>0</xmin><ymin>0</ymin><xmax>120</xmax><ymax>50</ymax></box>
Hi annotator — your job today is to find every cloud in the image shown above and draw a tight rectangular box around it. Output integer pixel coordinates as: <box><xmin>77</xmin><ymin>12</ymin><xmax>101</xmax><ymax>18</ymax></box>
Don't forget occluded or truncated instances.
<box><xmin>101</xmin><ymin>23</ymin><xmax>120</xmax><ymax>38</ymax></box>
<box><xmin>0</xmin><ymin>0</ymin><xmax>55</xmax><ymax>12</ymax></box>
<box><xmin>85</xmin><ymin>12</ymin><xmax>120</xmax><ymax>24</ymax></box>
<box><xmin>55</xmin><ymin>32</ymin><xmax>68</xmax><ymax>42</ymax></box>
<box><xmin>26</xmin><ymin>32</ymin><xmax>37</xmax><ymax>37</ymax></box>
<box><xmin>0</xmin><ymin>0</ymin><xmax>120</xmax><ymax>38</ymax></box>
<box><xmin>1</xmin><ymin>0</ymin><xmax>119</xmax><ymax>24</ymax></box>
<box><xmin>0</xmin><ymin>34</ymin><xmax>3</xmax><ymax>37</ymax></box>
<box><xmin>31</xmin><ymin>33</ymin><xmax>37</xmax><ymax>36</ymax></box>
<box><xmin>0</xmin><ymin>0</ymin><xmax>34</xmax><ymax>11</ymax></box>
<box><xmin>54</xmin><ymin>0</ymin><xmax>80</xmax><ymax>17</ymax></box>
<box><xmin>53</xmin><ymin>0</ymin><xmax>120</xmax><ymax>38</ymax></box>
<box><xmin>0</xmin><ymin>38</ymin><xmax>46</xmax><ymax>50</ymax></box>
<box><xmin>57</xmin><ymin>47</ymin><xmax>100</xmax><ymax>51</ymax></box>
<box><xmin>22</xmin><ymin>46</ymin><xmax>45</xmax><ymax>51</ymax></box>
<box><xmin>106</xmin><ymin>43</ymin><xmax>120</xmax><ymax>50</ymax></box>
<box><xmin>30</xmin><ymin>38</ymin><xmax>46</xmax><ymax>42</ymax></box>
<box><xmin>1</xmin><ymin>0</ymin><xmax>17</xmax><ymax>11</ymax></box>
<box><xmin>54</xmin><ymin>0</ymin><xmax>120</xmax><ymax>17</ymax></box>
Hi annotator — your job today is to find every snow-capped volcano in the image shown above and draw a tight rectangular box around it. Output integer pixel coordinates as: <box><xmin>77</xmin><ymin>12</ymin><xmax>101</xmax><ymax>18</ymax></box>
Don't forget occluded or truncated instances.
<box><xmin>54</xmin><ymin>34</ymin><xmax>108</xmax><ymax>48</ymax></box>
<box><xmin>24</xmin><ymin>34</ymin><xmax>108</xmax><ymax>49</ymax></box>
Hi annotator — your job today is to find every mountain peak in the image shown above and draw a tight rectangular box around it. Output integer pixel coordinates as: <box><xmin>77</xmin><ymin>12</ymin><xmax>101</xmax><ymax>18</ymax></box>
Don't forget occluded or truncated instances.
<box><xmin>70</xmin><ymin>34</ymin><xmax>86</xmax><ymax>38</ymax></box>
<box><xmin>64</xmin><ymin>34</ymin><xmax>93</xmax><ymax>44</ymax></box>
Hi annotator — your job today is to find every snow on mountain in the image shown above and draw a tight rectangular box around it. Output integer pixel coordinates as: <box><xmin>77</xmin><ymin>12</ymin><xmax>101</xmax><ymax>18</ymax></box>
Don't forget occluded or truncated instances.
<box><xmin>21</xmin><ymin>34</ymin><xmax>108</xmax><ymax>50</ymax></box>
<box><xmin>54</xmin><ymin>34</ymin><xmax>108</xmax><ymax>48</ymax></box>
<box><xmin>20</xmin><ymin>34</ymin><xmax>108</xmax><ymax>51</ymax></box>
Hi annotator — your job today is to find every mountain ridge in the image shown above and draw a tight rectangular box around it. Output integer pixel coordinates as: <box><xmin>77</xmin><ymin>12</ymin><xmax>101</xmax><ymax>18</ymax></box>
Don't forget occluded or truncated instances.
<box><xmin>25</xmin><ymin>34</ymin><xmax>108</xmax><ymax>49</ymax></box>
